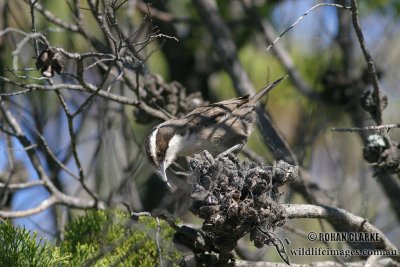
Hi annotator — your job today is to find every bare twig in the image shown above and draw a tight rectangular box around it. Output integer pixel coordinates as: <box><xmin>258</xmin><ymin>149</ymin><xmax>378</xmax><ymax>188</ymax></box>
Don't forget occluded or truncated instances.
<box><xmin>11</xmin><ymin>32</ymin><xmax>47</xmax><ymax>70</ymax></box>
<box><xmin>155</xmin><ymin>217</ymin><xmax>163</xmax><ymax>267</ymax></box>
<box><xmin>0</xmin><ymin>144</ymin><xmax>37</xmax><ymax>152</ymax></box>
<box><xmin>72</xmin><ymin>60</ymin><xmax>116</xmax><ymax>117</ymax></box>
<box><xmin>122</xmin><ymin>202</ymin><xmax>180</xmax><ymax>231</ymax></box>
<box><xmin>19</xmin><ymin>116</ymin><xmax>81</xmax><ymax>180</ymax></box>
<box><xmin>29</xmin><ymin>0</ymin><xmax>39</xmax><ymax>56</ymax></box>
<box><xmin>266</xmin><ymin>3</ymin><xmax>350</xmax><ymax>52</ymax></box>
<box><xmin>350</xmin><ymin>0</ymin><xmax>384</xmax><ymax>125</ymax></box>
<box><xmin>0</xmin><ymin>97</ymin><xmax>106</xmax><ymax>218</ymax></box>
<box><xmin>0</xmin><ymin>139</ymin><xmax>15</xmax><ymax>208</ymax></box>
<box><xmin>54</xmin><ymin>89</ymin><xmax>98</xmax><ymax>202</ymax></box>
<box><xmin>1</xmin><ymin>74</ymin><xmax>169</xmax><ymax>121</ymax></box>
<box><xmin>0</xmin><ymin>76</ymin><xmax>139</xmax><ymax>106</ymax></box>
<box><xmin>136</xmin><ymin>1</ymin><xmax>191</xmax><ymax>23</ymax></box>
<box><xmin>0</xmin><ymin>27</ymin><xmax>36</xmax><ymax>37</ymax></box>
<box><xmin>0</xmin><ymin>97</ymin><xmax>56</xmax><ymax>192</ymax></box>
<box><xmin>332</xmin><ymin>124</ymin><xmax>400</xmax><ymax>132</ymax></box>
<box><xmin>0</xmin><ymin>180</ymin><xmax>44</xmax><ymax>190</ymax></box>
<box><xmin>23</xmin><ymin>0</ymin><xmax>79</xmax><ymax>32</ymax></box>
<box><xmin>0</xmin><ymin>196</ymin><xmax>57</xmax><ymax>218</ymax></box>
<box><xmin>285</xmin><ymin>204</ymin><xmax>398</xmax><ymax>251</ymax></box>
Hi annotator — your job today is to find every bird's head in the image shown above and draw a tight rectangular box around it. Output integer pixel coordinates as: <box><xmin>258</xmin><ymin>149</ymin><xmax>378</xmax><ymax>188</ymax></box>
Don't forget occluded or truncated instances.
<box><xmin>145</xmin><ymin>123</ymin><xmax>181</xmax><ymax>191</ymax></box>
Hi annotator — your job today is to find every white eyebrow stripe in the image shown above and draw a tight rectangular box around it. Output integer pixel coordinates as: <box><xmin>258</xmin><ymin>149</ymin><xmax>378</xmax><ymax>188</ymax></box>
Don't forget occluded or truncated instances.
<box><xmin>149</xmin><ymin>124</ymin><xmax>160</xmax><ymax>163</ymax></box>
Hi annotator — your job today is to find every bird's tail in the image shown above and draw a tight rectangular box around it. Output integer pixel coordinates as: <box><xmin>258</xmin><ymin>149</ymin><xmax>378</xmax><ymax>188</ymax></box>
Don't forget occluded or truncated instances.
<box><xmin>249</xmin><ymin>75</ymin><xmax>288</xmax><ymax>105</ymax></box>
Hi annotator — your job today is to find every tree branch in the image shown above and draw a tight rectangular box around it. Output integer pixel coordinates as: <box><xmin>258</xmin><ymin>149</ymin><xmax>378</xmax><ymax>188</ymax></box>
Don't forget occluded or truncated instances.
<box><xmin>332</xmin><ymin>124</ymin><xmax>400</xmax><ymax>132</ymax></box>
<box><xmin>350</xmin><ymin>0</ymin><xmax>384</xmax><ymax>125</ymax></box>
<box><xmin>0</xmin><ymin>180</ymin><xmax>44</xmax><ymax>190</ymax></box>
<box><xmin>0</xmin><ymin>97</ymin><xmax>106</xmax><ymax>218</ymax></box>
<box><xmin>0</xmin><ymin>196</ymin><xmax>57</xmax><ymax>218</ymax></box>
<box><xmin>285</xmin><ymin>204</ymin><xmax>398</xmax><ymax>251</ymax></box>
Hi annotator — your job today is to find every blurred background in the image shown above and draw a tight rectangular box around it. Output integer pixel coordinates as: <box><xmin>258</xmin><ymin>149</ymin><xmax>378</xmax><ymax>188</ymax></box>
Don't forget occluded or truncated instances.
<box><xmin>0</xmin><ymin>0</ymin><xmax>399</xmax><ymax>263</ymax></box>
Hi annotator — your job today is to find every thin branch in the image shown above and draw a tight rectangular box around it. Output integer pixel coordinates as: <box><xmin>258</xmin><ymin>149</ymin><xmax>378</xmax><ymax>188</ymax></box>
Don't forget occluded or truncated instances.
<box><xmin>136</xmin><ymin>1</ymin><xmax>191</xmax><ymax>23</ymax></box>
<box><xmin>0</xmin><ymin>124</ymin><xmax>19</xmax><ymax>137</ymax></box>
<box><xmin>0</xmin><ymin>180</ymin><xmax>45</xmax><ymax>190</ymax></box>
<box><xmin>256</xmin><ymin>227</ymin><xmax>290</xmax><ymax>265</ymax></box>
<box><xmin>54</xmin><ymin>90</ymin><xmax>98</xmax><ymax>202</ymax></box>
<box><xmin>0</xmin><ymin>76</ymin><xmax>138</xmax><ymax>105</ymax></box>
<box><xmin>22</xmin><ymin>0</ymin><xmax>79</xmax><ymax>32</ymax></box>
<box><xmin>101</xmin><ymin>1</ymin><xmax>118</xmax><ymax>53</ymax></box>
<box><xmin>123</xmin><ymin>203</ymin><xmax>399</xmax><ymax>266</ymax></box>
<box><xmin>6</xmin><ymin>68</ymin><xmax>51</xmax><ymax>81</ymax></box>
<box><xmin>241</xmin><ymin>1</ymin><xmax>349</xmax><ymax>98</ymax></box>
<box><xmin>85</xmin><ymin>58</ymin><xmax>114</xmax><ymax>70</ymax></box>
<box><xmin>11</xmin><ymin>32</ymin><xmax>47</xmax><ymax>70</ymax></box>
<box><xmin>0</xmin><ymin>74</ymin><xmax>169</xmax><ymax>121</ymax></box>
<box><xmin>29</xmin><ymin>0</ymin><xmax>39</xmax><ymax>56</ymax></box>
<box><xmin>0</xmin><ymin>97</ymin><xmax>56</xmax><ymax>192</ymax></box>
<box><xmin>53</xmin><ymin>47</ymin><xmax>115</xmax><ymax>60</ymax></box>
<box><xmin>0</xmin><ymin>138</ymin><xmax>15</xmax><ymax>208</ymax></box>
<box><xmin>285</xmin><ymin>204</ymin><xmax>397</xmax><ymax>251</ymax></box>
<box><xmin>72</xmin><ymin>60</ymin><xmax>116</xmax><ymax>117</ymax></box>
<box><xmin>266</xmin><ymin>3</ymin><xmax>350</xmax><ymax>52</ymax></box>
<box><xmin>0</xmin><ymin>191</ymin><xmax>107</xmax><ymax>218</ymax></box>
<box><xmin>0</xmin><ymin>27</ymin><xmax>34</xmax><ymax>36</ymax></box>
<box><xmin>350</xmin><ymin>0</ymin><xmax>384</xmax><ymax>125</ymax></box>
<box><xmin>155</xmin><ymin>217</ymin><xmax>163</xmax><ymax>267</ymax></box>
<box><xmin>0</xmin><ymin>76</ymin><xmax>85</xmax><ymax>94</ymax></box>
<box><xmin>0</xmin><ymin>97</ymin><xmax>106</xmax><ymax>218</ymax></box>
<box><xmin>19</xmin><ymin>116</ymin><xmax>81</xmax><ymax>180</ymax></box>
<box><xmin>105</xmin><ymin>66</ymin><xmax>124</xmax><ymax>92</ymax></box>
<box><xmin>122</xmin><ymin>202</ymin><xmax>180</xmax><ymax>231</ymax></box>
<box><xmin>0</xmin><ymin>196</ymin><xmax>57</xmax><ymax>218</ymax></box>
<box><xmin>332</xmin><ymin>124</ymin><xmax>400</xmax><ymax>132</ymax></box>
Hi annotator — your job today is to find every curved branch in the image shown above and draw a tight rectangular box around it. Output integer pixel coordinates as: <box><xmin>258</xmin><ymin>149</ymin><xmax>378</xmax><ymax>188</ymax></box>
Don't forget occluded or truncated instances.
<box><xmin>22</xmin><ymin>0</ymin><xmax>79</xmax><ymax>32</ymax></box>
<box><xmin>0</xmin><ymin>180</ymin><xmax>44</xmax><ymax>190</ymax></box>
<box><xmin>285</xmin><ymin>204</ymin><xmax>398</xmax><ymax>251</ymax></box>
<box><xmin>0</xmin><ymin>192</ymin><xmax>106</xmax><ymax>219</ymax></box>
<box><xmin>350</xmin><ymin>0</ymin><xmax>383</xmax><ymax>125</ymax></box>
<box><xmin>0</xmin><ymin>97</ymin><xmax>107</xmax><ymax>219</ymax></box>
<box><xmin>332</xmin><ymin>124</ymin><xmax>400</xmax><ymax>132</ymax></box>
<box><xmin>0</xmin><ymin>76</ymin><xmax>138</xmax><ymax>105</ymax></box>
<box><xmin>0</xmin><ymin>196</ymin><xmax>57</xmax><ymax>218</ymax></box>
<box><xmin>240</xmin><ymin>0</ymin><xmax>317</xmax><ymax>98</ymax></box>
<box><xmin>0</xmin><ymin>75</ymin><xmax>170</xmax><ymax>121</ymax></box>
<box><xmin>0</xmin><ymin>97</ymin><xmax>57</xmax><ymax>193</ymax></box>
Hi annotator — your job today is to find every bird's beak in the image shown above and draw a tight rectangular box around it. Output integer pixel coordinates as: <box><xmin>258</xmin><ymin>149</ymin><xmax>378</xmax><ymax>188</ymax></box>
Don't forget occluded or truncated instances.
<box><xmin>157</xmin><ymin>162</ymin><xmax>176</xmax><ymax>192</ymax></box>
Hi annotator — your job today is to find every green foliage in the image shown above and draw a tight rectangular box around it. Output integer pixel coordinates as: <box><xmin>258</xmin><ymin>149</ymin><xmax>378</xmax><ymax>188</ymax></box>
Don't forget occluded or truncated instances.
<box><xmin>0</xmin><ymin>210</ymin><xmax>181</xmax><ymax>266</ymax></box>
<box><xmin>360</xmin><ymin>0</ymin><xmax>400</xmax><ymax>15</ymax></box>
<box><xmin>61</xmin><ymin>209</ymin><xmax>181</xmax><ymax>266</ymax></box>
<box><xmin>0</xmin><ymin>220</ymin><xmax>68</xmax><ymax>266</ymax></box>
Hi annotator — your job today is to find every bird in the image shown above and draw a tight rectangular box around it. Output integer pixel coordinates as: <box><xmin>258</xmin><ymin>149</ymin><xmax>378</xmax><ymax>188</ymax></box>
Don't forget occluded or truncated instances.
<box><xmin>145</xmin><ymin>76</ymin><xmax>287</xmax><ymax>190</ymax></box>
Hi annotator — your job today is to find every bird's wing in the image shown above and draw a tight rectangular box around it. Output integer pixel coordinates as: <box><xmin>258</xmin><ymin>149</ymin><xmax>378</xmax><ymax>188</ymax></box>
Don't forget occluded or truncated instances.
<box><xmin>183</xmin><ymin>96</ymin><xmax>250</xmax><ymax>123</ymax></box>
<box><xmin>183</xmin><ymin>105</ymin><xmax>228</xmax><ymax>127</ymax></box>
<box><xmin>212</xmin><ymin>95</ymin><xmax>250</xmax><ymax>107</ymax></box>
<box><xmin>185</xmin><ymin>96</ymin><xmax>249</xmax><ymax>116</ymax></box>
